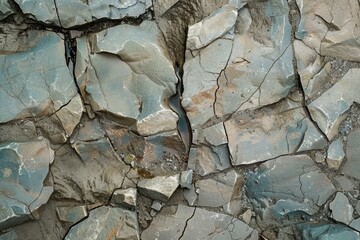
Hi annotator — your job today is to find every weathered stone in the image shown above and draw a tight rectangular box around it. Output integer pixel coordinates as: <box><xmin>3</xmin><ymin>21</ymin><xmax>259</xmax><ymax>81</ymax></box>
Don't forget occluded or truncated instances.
<box><xmin>187</xmin><ymin>144</ymin><xmax>231</xmax><ymax>176</ymax></box>
<box><xmin>215</xmin><ymin>0</ymin><xmax>295</xmax><ymax>117</ymax></box>
<box><xmin>0</xmin><ymin>229</ymin><xmax>17</xmax><ymax>240</ymax></box>
<box><xmin>52</xmin><ymin>142</ymin><xmax>131</xmax><ymax>202</ymax></box>
<box><xmin>308</xmin><ymin>69</ymin><xmax>360</xmax><ymax>140</ymax></box>
<box><xmin>297</xmin><ymin>223</ymin><xmax>360</xmax><ymax>240</ymax></box>
<box><xmin>226</xmin><ymin>101</ymin><xmax>327</xmax><ymax>165</ymax></box>
<box><xmin>187</xmin><ymin>4</ymin><xmax>238</xmax><ymax>50</ymax></box>
<box><xmin>350</xmin><ymin>218</ymin><xmax>360</xmax><ymax>232</ymax></box>
<box><xmin>246</xmin><ymin>155</ymin><xmax>336</xmax><ymax>228</ymax></box>
<box><xmin>329</xmin><ymin>192</ymin><xmax>353</xmax><ymax>225</ymax></box>
<box><xmin>334</xmin><ymin>176</ymin><xmax>356</xmax><ymax>192</ymax></box>
<box><xmin>296</xmin><ymin>0</ymin><xmax>360</xmax><ymax>62</ymax></box>
<box><xmin>64</xmin><ymin>206</ymin><xmax>140</xmax><ymax>240</ymax></box>
<box><xmin>0</xmin><ymin>140</ymin><xmax>54</xmax><ymax>231</ymax></box>
<box><xmin>153</xmin><ymin>0</ymin><xmax>178</xmax><ymax>16</ymax></box>
<box><xmin>195</xmin><ymin>122</ymin><xmax>228</xmax><ymax>146</ymax></box>
<box><xmin>342</xmin><ymin>129</ymin><xmax>360</xmax><ymax>179</ymax></box>
<box><xmin>76</xmin><ymin>21</ymin><xmax>178</xmax><ymax>136</ymax></box>
<box><xmin>180</xmin><ymin>170</ymin><xmax>193</xmax><ymax>189</ymax></box>
<box><xmin>0</xmin><ymin>2</ymin><xmax>14</xmax><ymax>20</ymax></box>
<box><xmin>137</xmin><ymin>174</ymin><xmax>179</xmax><ymax>202</ymax></box>
<box><xmin>327</xmin><ymin>139</ymin><xmax>345</xmax><ymax>170</ymax></box>
<box><xmin>0</xmin><ymin>32</ymin><xmax>77</xmax><ymax>124</ymax></box>
<box><xmin>197</xmin><ymin>170</ymin><xmax>243</xmax><ymax>210</ymax></box>
<box><xmin>56</xmin><ymin>206</ymin><xmax>88</xmax><ymax>224</ymax></box>
<box><xmin>73</xmin><ymin>117</ymin><xmax>105</xmax><ymax>142</ymax></box>
<box><xmin>142</xmin><ymin>205</ymin><xmax>258</xmax><ymax>239</ymax></box>
<box><xmin>110</xmin><ymin>188</ymin><xmax>137</xmax><ymax>210</ymax></box>
<box><xmin>182</xmin><ymin>184</ymin><xmax>198</xmax><ymax>206</ymax></box>
<box><xmin>54</xmin><ymin>94</ymin><xmax>84</xmax><ymax>137</ymax></box>
<box><xmin>14</xmin><ymin>0</ymin><xmax>152</xmax><ymax>28</ymax></box>
<box><xmin>151</xmin><ymin>201</ymin><xmax>163</xmax><ymax>211</ymax></box>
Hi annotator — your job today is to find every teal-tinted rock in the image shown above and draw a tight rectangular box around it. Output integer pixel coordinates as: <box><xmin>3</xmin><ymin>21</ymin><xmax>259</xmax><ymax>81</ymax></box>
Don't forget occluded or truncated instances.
<box><xmin>0</xmin><ymin>140</ymin><xmax>54</xmax><ymax>231</ymax></box>
<box><xmin>297</xmin><ymin>223</ymin><xmax>360</xmax><ymax>240</ymax></box>
<box><xmin>56</xmin><ymin>206</ymin><xmax>88</xmax><ymax>224</ymax></box>
<box><xmin>0</xmin><ymin>32</ymin><xmax>77</xmax><ymax>123</ymax></box>
<box><xmin>342</xmin><ymin>129</ymin><xmax>360</xmax><ymax>179</ymax></box>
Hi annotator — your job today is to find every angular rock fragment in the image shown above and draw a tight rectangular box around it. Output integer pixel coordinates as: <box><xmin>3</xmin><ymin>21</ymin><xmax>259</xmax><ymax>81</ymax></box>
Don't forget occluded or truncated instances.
<box><xmin>327</xmin><ymin>139</ymin><xmax>345</xmax><ymax>169</ymax></box>
<box><xmin>0</xmin><ymin>32</ymin><xmax>77</xmax><ymax>123</ymax></box>
<box><xmin>56</xmin><ymin>206</ymin><xmax>88</xmax><ymax>224</ymax></box>
<box><xmin>226</xmin><ymin>100</ymin><xmax>327</xmax><ymax>165</ymax></box>
<box><xmin>329</xmin><ymin>192</ymin><xmax>353</xmax><ymax>225</ymax></box>
<box><xmin>0</xmin><ymin>2</ymin><xmax>14</xmax><ymax>20</ymax></box>
<box><xmin>64</xmin><ymin>206</ymin><xmax>140</xmax><ymax>240</ymax></box>
<box><xmin>342</xmin><ymin>129</ymin><xmax>360</xmax><ymax>179</ymax></box>
<box><xmin>137</xmin><ymin>174</ymin><xmax>179</xmax><ymax>202</ymax></box>
<box><xmin>110</xmin><ymin>188</ymin><xmax>137</xmax><ymax>210</ymax></box>
<box><xmin>142</xmin><ymin>205</ymin><xmax>258</xmax><ymax>239</ymax></box>
<box><xmin>180</xmin><ymin>170</ymin><xmax>193</xmax><ymax>189</ymax></box>
<box><xmin>246</xmin><ymin>155</ymin><xmax>336</xmax><ymax>228</ymax></box>
<box><xmin>14</xmin><ymin>0</ymin><xmax>152</xmax><ymax>28</ymax></box>
<box><xmin>297</xmin><ymin>223</ymin><xmax>360</xmax><ymax>240</ymax></box>
<box><xmin>0</xmin><ymin>140</ymin><xmax>54</xmax><ymax>231</ymax></box>
<box><xmin>187</xmin><ymin>144</ymin><xmax>231</xmax><ymax>176</ymax></box>
<box><xmin>182</xmin><ymin>184</ymin><xmax>198</xmax><ymax>206</ymax></box>
<box><xmin>308</xmin><ymin>68</ymin><xmax>360</xmax><ymax>140</ymax></box>
<box><xmin>75</xmin><ymin>21</ymin><xmax>178</xmax><ymax>136</ymax></box>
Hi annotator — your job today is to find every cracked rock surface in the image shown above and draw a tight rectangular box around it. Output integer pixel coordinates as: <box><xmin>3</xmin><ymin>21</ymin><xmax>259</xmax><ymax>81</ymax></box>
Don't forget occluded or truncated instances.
<box><xmin>1</xmin><ymin>0</ymin><xmax>360</xmax><ymax>239</ymax></box>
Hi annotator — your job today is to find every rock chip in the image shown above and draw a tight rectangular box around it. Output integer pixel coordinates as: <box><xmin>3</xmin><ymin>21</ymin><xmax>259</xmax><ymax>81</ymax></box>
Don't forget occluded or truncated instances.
<box><xmin>137</xmin><ymin>174</ymin><xmax>179</xmax><ymax>202</ymax></box>
<box><xmin>0</xmin><ymin>32</ymin><xmax>77</xmax><ymax>123</ymax></box>
<box><xmin>0</xmin><ymin>140</ymin><xmax>54</xmax><ymax>231</ymax></box>
<box><xmin>308</xmin><ymin>68</ymin><xmax>360</xmax><ymax>140</ymax></box>
<box><xmin>327</xmin><ymin>139</ymin><xmax>345</xmax><ymax>169</ymax></box>
<box><xmin>64</xmin><ymin>206</ymin><xmax>140</xmax><ymax>240</ymax></box>
<box><xmin>110</xmin><ymin>188</ymin><xmax>137</xmax><ymax>210</ymax></box>
<box><xmin>329</xmin><ymin>192</ymin><xmax>353</xmax><ymax>225</ymax></box>
<box><xmin>180</xmin><ymin>170</ymin><xmax>193</xmax><ymax>189</ymax></box>
<box><xmin>342</xmin><ymin>129</ymin><xmax>360</xmax><ymax>179</ymax></box>
<box><xmin>246</xmin><ymin>155</ymin><xmax>336</xmax><ymax>228</ymax></box>
<box><xmin>56</xmin><ymin>206</ymin><xmax>88</xmax><ymax>224</ymax></box>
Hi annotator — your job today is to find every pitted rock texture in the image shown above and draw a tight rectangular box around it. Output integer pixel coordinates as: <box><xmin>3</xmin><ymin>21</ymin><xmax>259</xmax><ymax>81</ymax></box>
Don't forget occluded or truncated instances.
<box><xmin>1</xmin><ymin>0</ymin><xmax>360</xmax><ymax>239</ymax></box>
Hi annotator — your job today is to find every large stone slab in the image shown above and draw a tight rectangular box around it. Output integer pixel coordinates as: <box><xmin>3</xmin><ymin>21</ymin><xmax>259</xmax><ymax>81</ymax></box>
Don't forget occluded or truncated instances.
<box><xmin>0</xmin><ymin>32</ymin><xmax>77</xmax><ymax>123</ymax></box>
<box><xmin>75</xmin><ymin>21</ymin><xmax>178</xmax><ymax>136</ymax></box>
<box><xmin>342</xmin><ymin>129</ymin><xmax>360</xmax><ymax>179</ymax></box>
<box><xmin>0</xmin><ymin>140</ymin><xmax>54</xmax><ymax>231</ymax></box>
<box><xmin>64</xmin><ymin>206</ymin><xmax>140</xmax><ymax>240</ymax></box>
<box><xmin>246</xmin><ymin>155</ymin><xmax>336</xmax><ymax>228</ymax></box>
<box><xmin>14</xmin><ymin>0</ymin><xmax>152</xmax><ymax>28</ymax></box>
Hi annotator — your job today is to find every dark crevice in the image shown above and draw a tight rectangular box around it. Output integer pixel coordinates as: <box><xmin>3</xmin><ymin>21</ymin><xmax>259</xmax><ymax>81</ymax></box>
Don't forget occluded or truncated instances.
<box><xmin>53</xmin><ymin>0</ymin><xmax>63</xmax><ymax>28</ymax></box>
<box><xmin>178</xmin><ymin>206</ymin><xmax>196</xmax><ymax>240</ymax></box>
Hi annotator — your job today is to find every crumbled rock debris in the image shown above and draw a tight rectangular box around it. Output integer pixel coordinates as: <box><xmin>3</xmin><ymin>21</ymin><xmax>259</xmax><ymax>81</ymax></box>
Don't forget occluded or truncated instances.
<box><xmin>1</xmin><ymin>0</ymin><xmax>360</xmax><ymax>239</ymax></box>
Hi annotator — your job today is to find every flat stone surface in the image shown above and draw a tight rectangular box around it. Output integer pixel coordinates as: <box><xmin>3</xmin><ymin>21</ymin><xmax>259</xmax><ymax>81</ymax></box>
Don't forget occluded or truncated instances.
<box><xmin>246</xmin><ymin>155</ymin><xmax>336</xmax><ymax>227</ymax></box>
<box><xmin>329</xmin><ymin>192</ymin><xmax>353</xmax><ymax>225</ymax></box>
<box><xmin>0</xmin><ymin>32</ymin><xmax>77</xmax><ymax>123</ymax></box>
<box><xmin>327</xmin><ymin>138</ymin><xmax>345</xmax><ymax>169</ymax></box>
<box><xmin>308</xmin><ymin>68</ymin><xmax>360</xmax><ymax>140</ymax></box>
<box><xmin>342</xmin><ymin>129</ymin><xmax>360</xmax><ymax>179</ymax></box>
<box><xmin>137</xmin><ymin>174</ymin><xmax>179</xmax><ymax>202</ymax></box>
<box><xmin>110</xmin><ymin>188</ymin><xmax>137</xmax><ymax>210</ymax></box>
<box><xmin>14</xmin><ymin>0</ymin><xmax>152</xmax><ymax>28</ymax></box>
<box><xmin>64</xmin><ymin>206</ymin><xmax>140</xmax><ymax>240</ymax></box>
<box><xmin>0</xmin><ymin>140</ymin><xmax>54</xmax><ymax>231</ymax></box>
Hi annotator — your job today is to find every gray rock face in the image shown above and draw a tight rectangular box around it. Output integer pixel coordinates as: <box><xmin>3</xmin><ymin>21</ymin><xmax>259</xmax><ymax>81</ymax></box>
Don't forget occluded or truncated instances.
<box><xmin>226</xmin><ymin>100</ymin><xmax>326</xmax><ymax>165</ymax></box>
<box><xmin>246</xmin><ymin>155</ymin><xmax>336</xmax><ymax>228</ymax></box>
<box><xmin>14</xmin><ymin>0</ymin><xmax>152</xmax><ymax>28</ymax></box>
<box><xmin>142</xmin><ymin>205</ymin><xmax>258</xmax><ymax>239</ymax></box>
<box><xmin>342</xmin><ymin>129</ymin><xmax>360</xmax><ymax>179</ymax></box>
<box><xmin>327</xmin><ymin>139</ymin><xmax>345</xmax><ymax>169</ymax></box>
<box><xmin>64</xmin><ymin>206</ymin><xmax>140</xmax><ymax>240</ymax></box>
<box><xmin>297</xmin><ymin>223</ymin><xmax>360</xmax><ymax>240</ymax></box>
<box><xmin>137</xmin><ymin>174</ymin><xmax>179</xmax><ymax>202</ymax></box>
<box><xmin>0</xmin><ymin>140</ymin><xmax>54</xmax><ymax>231</ymax></box>
<box><xmin>0</xmin><ymin>32</ymin><xmax>77</xmax><ymax>124</ymax></box>
<box><xmin>329</xmin><ymin>192</ymin><xmax>353</xmax><ymax>225</ymax></box>
<box><xmin>75</xmin><ymin>21</ymin><xmax>178</xmax><ymax>136</ymax></box>
<box><xmin>0</xmin><ymin>1</ymin><xmax>14</xmax><ymax>20</ymax></box>
<box><xmin>308</xmin><ymin>69</ymin><xmax>360</xmax><ymax>140</ymax></box>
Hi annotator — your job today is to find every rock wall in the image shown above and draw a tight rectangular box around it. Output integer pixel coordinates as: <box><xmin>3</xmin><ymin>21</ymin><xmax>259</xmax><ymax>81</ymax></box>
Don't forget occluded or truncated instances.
<box><xmin>1</xmin><ymin>0</ymin><xmax>360</xmax><ymax>239</ymax></box>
